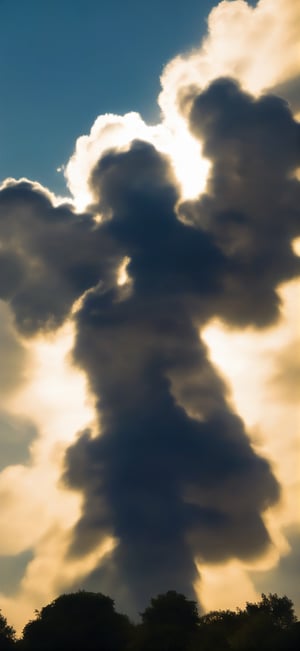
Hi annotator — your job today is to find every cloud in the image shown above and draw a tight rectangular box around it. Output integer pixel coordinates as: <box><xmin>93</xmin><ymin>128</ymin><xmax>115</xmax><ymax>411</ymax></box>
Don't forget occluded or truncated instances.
<box><xmin>65</xmin><ymin>111</ymin><xmax>209</xmax><ymax>212</ymax></box>
<box><xmin>178</xmin><ymin>77</ymin><xmax>300</xmax><ymax>327</ymax></box>
<box><xmin>62</xmin><ymin>123</ymin><xmax>299</xmax><ymax>612</ymax></box>
<box><xmin>62</xmin><ymin>61</ymin><xmax>299</xmax><ymax>611</ymax></box>
<box><xmin>200</xmin><ymin>270</ymin><xmax>300</xmax><ymax>604</ymax></box>
<box><xmin>269</xmin><ymin>339</ymin><xmax>300</xmax><ymax>403</ymax></box>
<box><xmin>0</xmin><ymin>179</ymin><xmax>121</xmax><ymax>335</ymax></box>
<box><xmin>0</xmin><ymin>0</ymin><xmax>299</xmax><ymax>631</ymax></box>
<box><xmin>159</xmin><ymin>0</ymin><xmax>300</xmax><ymax>121</ymax></box>
<box><xmin>65</xmin><ymin>113</ymin><xmax>170</xmax><ymax>212</ymax></box>
<box><xmin>64</xmin><ymin>0</ymin><xmax>300</xmax><ymax>215</ymax></box>
<box><xmin>0</xmin><ymin>319</ymin><xmax>103</xmax><ymax>632</ymax></box>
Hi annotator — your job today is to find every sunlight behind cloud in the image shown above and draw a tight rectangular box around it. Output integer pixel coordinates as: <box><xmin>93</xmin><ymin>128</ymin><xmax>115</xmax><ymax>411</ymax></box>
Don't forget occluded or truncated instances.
<box><xmin>165</xmin><ymin>119</ymin><xmax>211</xmax><ymax>200</ymax></box>
<box><xmin>1</xmin><ymin>530</ymin><xmax>116</xmax><ymax>635</ymax></box>
<box><xmin>65</xmin><ymin>112</ymin><xmax>167</xmax><ymax>211</ymax></box>
<box><xmin>197</xmin><ymin>279</ymin><xmax>300</xmax><ymax>613</ymax></box>
<box><xmin>159</xmin><ymin>0</ymin><xmax>300</xmax><ymax>122</ymax></box>
<box><xmin>0</xmin><ymin>319</ymin><xmax>104</xmax><ymax>632</ymax></box>
<box><xmin>292</xmin><ymin>236</ymin><xmax>300</xmax><ymax>256</ymax></box>
<box><xmin>65</xmin><ymin>111</ymin><xmax>210</xmax><ymax>212</ymax></box>
<box><xmin>197</xmin><ymin>560</ymin><xmax>258</xmax><ymax>613</ymax></box>
<box><xmin>0</xmin><ymin>0</ymin><xmax>300</xmax><ymax>631</ymax></box>
<box><xmin>202</xmin><ymin>279</ymin><xmax>300</xmax><ymax>572</ymax></box>
<box><xmin>8</xmin><ymin>321</ymin><xmax>96</xmax><ymax>451</ymax></box>
<box><xmin>117</xmin><ymin>256</ymin><xmax>131</xmax><ymax>286</ymax></box>
<box><xmin>0</xmin><ymin>319</ymin><xmax>95</xmax><ymax>555</ymax></box>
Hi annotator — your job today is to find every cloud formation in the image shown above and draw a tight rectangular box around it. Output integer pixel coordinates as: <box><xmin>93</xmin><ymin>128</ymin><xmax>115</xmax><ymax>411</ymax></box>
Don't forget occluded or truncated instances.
<box><xmin>0</xmin><ymin>179</ymin><xmax>123</xmax><ymax>335</ymax></box>
<box><xmin>179</xmin><ymin>77</ymin><xmax>300</xmax><ymax>326</ymax></box>
<box><xmin>159</xmin><ymin>0</ymin><xmax>300</xmax><ymax>121</ymax></box>
<box><xmin>60</xmin><ymin>71</ymin><xmax>300</xmax><ymax>610</ymax></box>
<box><xmin>0</xmin><ymin>0</ymin><xmax>299</xmax><ymax>631</ymax></box>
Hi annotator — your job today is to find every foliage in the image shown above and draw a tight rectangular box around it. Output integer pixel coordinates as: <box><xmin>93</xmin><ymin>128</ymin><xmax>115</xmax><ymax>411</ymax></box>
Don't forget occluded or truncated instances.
<box><xmin>20</xmin><ymin>591</ymin><xmax>132</xmax><ymax>651</ymax></box>
<box><xmin>244</xmin><ymin>592</ymin><xmax>296</xmax><ymax>629</ymax></box>
<box><xmin>193</xmin><ymin>593</ymin><xmax>298</xmax><ymax>651</ymax></box>
<box><xmin>193</xmin><ymin>609</ymin><xmax>241</xmax><ymax>651</ymax></box>
<box><xmin>0</xmin><ymin>610</ymin><xmax>16</xmax><ymax>650</ymax></box>
<box><xmin>229</xmin><ymin>593</ymin><xmax>297</xmax><ymax>651</ymax></box>
<box><xmin>136</xmin><ymin>590</ymin><xmax>200</xmax><ymax>651</ymax></box>
<box><xmin>0</xmin><ymin>589</ymin><xmax>298</xmax><ymax>651</ymax></box>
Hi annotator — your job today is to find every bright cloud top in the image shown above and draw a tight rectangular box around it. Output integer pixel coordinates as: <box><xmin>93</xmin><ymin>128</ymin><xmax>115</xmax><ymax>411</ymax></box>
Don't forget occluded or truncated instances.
<box><xmin>0</xmin><ymin>0</ymin><xmax>300</xmax><ymax>634</ymax></box>
<box><xmin>160</xmin><ymin>0</ymin><xmax>300</xmax><ymax>117</ymax></box>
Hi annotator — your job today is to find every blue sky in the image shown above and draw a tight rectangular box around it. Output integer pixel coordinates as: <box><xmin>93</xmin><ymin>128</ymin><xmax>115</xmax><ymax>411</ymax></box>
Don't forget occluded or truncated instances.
<box><xmin>0</xmin><ymin>0</ymin><xmax>220</xmax><ymax>194</ymax></box>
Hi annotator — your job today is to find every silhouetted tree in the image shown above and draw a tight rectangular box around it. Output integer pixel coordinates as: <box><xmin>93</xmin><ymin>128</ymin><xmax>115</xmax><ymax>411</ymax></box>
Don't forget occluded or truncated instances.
<box><xmin>192</xmin><ymin>610</ymin><xmax>241</xmax><ymax>651</ymax></box>
<box><xmin>0</xmin><ymin>610</ymin><xmax>16</xmax><ymax>649</ymax></box>
<box><xmin>135</xmin><ymin>590</ymin><xmax>200</xmax><ymax>651</ymax></box>
<box><xmin>274</xmin><ymin>620</ymin><xmax>300</xmax><ymax>651</ymax></box>
<box><xmin>228</xmin><ymin>593</ymin><xmax>296</xmax><ymax>651</ymax></box>
<box><xmin>245</xmin><ymin>592</ymin><xmax>296</xmax><ymax>629</ymax></box>
<box><xmin>20</xmin><ymin>591</ymin><xmax>132</xmax><ymax>651</ymax></box>
<box><xmin>11</xmin><ymin>588</ymin><xmax>299</xmax><ymax>651</ymax></box>
<box><xmin>190</xmin><ymin>594</ymin><xmax>298</xmax><ymax>651</ymax></box>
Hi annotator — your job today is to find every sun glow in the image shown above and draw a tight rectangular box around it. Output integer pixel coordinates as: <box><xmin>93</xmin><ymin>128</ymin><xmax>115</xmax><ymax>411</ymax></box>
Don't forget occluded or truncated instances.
<box><xmin>197</xmin><ymin>560</ymin><xmax>258</xmax><ymax>613</ymax></box>
<box><xmin>8</xmin><ymin>321</ymin><xmax>95</xmax><ymax>450</ymax></box>
<box><xmin>0</xmin><ymin>318</ymin><xmax>106</xmax><ymax>634</ymax></box>
<box><xmin>292</xmin><ymin>236</ymin><xmax>300</xmax><ymax>256</ymax></box>
<box><xmin>166</xmin><ymin>120</ymin><xmax>210</xmax><ymax>200</ymax></box>
<box><xmin>200</xmin><ymin>279</ymin><xmax>300</xmax><ymax>607</ymax></box>
<box><xmin>66</xmin><ymin>110</ymin><xmax>210</xmax><ymax>213</ymax></box>
<box><xmin>117</xmin><ymin>256</ymin><xmax>131</xmax><ymax>286</ymax></box>
<box><xmin>0</xmin><ymin>319</ymin><xmax>96</xmax><ymax>556</ymax></box>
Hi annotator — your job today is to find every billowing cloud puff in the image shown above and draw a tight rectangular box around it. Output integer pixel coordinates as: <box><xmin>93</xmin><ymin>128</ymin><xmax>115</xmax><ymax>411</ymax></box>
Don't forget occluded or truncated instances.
<box><xmin>0</xmin><ymin>179</ymin><xmax>122</xmax><ymax>334</ymax></box>
<box><xmin>159</xmin><ymin>0</ymin><xmax>300</xmax><ymax>121</ymax></box>
<box><xmin>179</xmin><ymin>77</ymin><xmax>300</xmax><ymax>326</ymax></box>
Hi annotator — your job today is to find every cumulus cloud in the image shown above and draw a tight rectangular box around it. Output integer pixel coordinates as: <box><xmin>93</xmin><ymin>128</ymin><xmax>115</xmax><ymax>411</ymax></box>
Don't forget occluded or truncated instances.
<box><xmin>179</xmin><ymin>77</ymin><xmax>300</xmax><ymax>326</ymax></box>
<box><xmin>0</xmin><ymin>0</ymin><xmax>299</xmax><ymax>631</ymax></box>
<box><xmin>0</xmin><ymin>179</ymin><xmax>122</xmax><ymax>334</ymax></box>
<box><xmin>159</xmin><ymin>0</ymin><xmax>300</xmax><ymax>120</ymax></box>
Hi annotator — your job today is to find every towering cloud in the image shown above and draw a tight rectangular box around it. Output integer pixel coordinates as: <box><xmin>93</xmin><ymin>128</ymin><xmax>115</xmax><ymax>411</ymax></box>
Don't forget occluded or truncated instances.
<box><xmin>0</xmin><ymin>0</ymin><xmax>299</xmax><ymax>630</ymax></box>
<box><xmin>61</xmin><ymin>74</ymin><xmax>299</xmax><ymax>611</ymax></box>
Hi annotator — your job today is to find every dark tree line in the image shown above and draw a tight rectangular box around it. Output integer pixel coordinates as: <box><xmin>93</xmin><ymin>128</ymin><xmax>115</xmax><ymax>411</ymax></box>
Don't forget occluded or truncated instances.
<box><xmin>0</xmin><ymin>590</ymin><xmax>299</xmax><ymax>650</ymax></box>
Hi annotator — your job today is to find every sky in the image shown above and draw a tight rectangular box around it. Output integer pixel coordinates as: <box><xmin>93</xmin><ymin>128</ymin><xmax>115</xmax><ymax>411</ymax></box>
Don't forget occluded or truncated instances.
<box><xmin>0</xmin><ymin>0</ymin><xmax>218</xmax><ymax>195</ymax></box>
<box><xmin>0</xmin><ymin>0</ymin><xmax>300</xmax><ymax>635</ymax></box>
